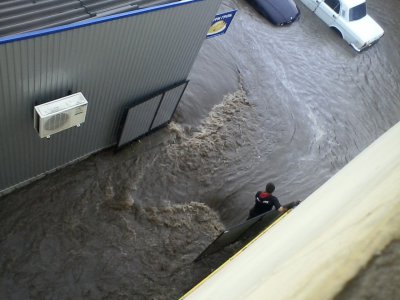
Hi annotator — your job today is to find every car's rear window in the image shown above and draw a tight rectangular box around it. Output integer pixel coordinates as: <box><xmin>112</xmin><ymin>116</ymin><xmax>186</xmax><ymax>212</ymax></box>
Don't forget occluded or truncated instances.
<box><xmin>349</xmin><ymin>3</ymin><xmax>367</xmax><ymax>21</ymax></box>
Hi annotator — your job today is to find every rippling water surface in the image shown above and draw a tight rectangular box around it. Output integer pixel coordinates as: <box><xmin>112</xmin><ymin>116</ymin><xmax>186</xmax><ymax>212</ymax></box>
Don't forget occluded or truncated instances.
<box><xmin>178</xmin><ymin>0</ymin><xmax>400</xmax><ymax>225</ymax></box>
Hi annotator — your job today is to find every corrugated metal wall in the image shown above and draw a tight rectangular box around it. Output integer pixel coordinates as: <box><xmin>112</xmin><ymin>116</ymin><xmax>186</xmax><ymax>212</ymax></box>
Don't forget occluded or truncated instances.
<box><xmin>117</xmin><ymin>81</ymin><xmax>188</xmax><ymax>147</ymax></box>
<box><xmin>150</xmin><ymin>81</ymin><xmax>187</xmax><ymax>130</ymax></box>
<box><xmin>0</xmin><ymin>0</ymin><xmax>222</xmax><ymax>194</ymax></box>
<box><xmin>118</xmin><ymin>94</ymin><xmax>163</xmax><ymax>147</ymax></box>
<box><xmin>0</xmin><ymin>0</ymin><xmax>179</xmax><ymax>38</ymax></box>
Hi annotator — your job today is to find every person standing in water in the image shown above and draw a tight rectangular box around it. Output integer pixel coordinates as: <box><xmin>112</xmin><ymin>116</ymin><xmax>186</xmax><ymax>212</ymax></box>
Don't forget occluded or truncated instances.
<box><xmin>247</xmin><ymin>182</ymin><xmax>287</xmax><ymax>220</ymax></box>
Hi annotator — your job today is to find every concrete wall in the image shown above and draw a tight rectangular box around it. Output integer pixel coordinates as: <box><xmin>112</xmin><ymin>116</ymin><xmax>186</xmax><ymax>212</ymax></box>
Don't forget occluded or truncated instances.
<box><xmin>0</xmin><ymin>0</ymin><xmax>222</xmax><ymax>194</ymax></box>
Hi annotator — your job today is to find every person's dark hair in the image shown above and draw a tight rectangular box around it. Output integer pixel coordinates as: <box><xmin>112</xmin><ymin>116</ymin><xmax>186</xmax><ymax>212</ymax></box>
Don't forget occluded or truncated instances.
<box><xmin>266</xmin><ymin>182</ymin><xmax>275</xmax><ymax>193</ymax></box>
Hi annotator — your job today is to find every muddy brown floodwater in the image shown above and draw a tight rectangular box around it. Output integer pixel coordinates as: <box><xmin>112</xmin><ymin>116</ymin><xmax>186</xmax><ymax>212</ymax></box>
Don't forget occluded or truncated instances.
<box><xmin>1</xmin><ymin>0</ymin><xmax>400</xmax><ymax>299</ymax></box>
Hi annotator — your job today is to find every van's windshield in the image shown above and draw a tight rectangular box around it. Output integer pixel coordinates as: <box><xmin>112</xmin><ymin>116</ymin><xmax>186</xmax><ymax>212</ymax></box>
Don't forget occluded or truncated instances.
<box><xmin>349</xmin><ymin>3</ymin><xmax>367</xmax><ymax>21</ymax></box>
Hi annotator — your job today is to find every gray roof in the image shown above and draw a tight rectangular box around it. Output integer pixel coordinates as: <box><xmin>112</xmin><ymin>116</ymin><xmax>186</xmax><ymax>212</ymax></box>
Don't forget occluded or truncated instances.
<box><xmin>0</xmin><ymin>0</ymin><xmax>179</xmax><ymax>38</ymax></box>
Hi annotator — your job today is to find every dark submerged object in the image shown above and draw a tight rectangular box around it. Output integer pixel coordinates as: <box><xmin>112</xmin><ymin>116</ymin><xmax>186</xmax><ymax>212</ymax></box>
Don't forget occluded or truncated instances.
<box><xmin>248</xmin><ymin>0</ymin><xmax>300</xmax><ymax>26</ymax></box>
<box><xmin>194</xmin><ymin>210</ymin><xmax>282</xmax><ymax>262</ymax></box>
<box><xmin>194</xmin><ymin>201</ymin><xmax>302</xmax><ymax>262</ymax></box>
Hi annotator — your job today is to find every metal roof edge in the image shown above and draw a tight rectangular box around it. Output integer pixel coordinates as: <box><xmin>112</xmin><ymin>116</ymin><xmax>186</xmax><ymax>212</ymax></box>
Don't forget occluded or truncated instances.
<box><xmin>0</xmin><ymin>0</ymin><xmax>204</xmax><ymax>45</ymax></box>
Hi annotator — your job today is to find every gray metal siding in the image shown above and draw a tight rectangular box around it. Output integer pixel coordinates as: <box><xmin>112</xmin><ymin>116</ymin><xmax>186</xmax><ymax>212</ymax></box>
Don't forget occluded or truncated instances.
<box><xmin>0</xmin><ymin>0</ymin><xmax>222</xmax><ymax>193</ymax></box>
<box><xmin>0</xmin><ymin>0</ymin><xmax>164</xmax><ymax>38</ymax></box>
<box><xmin>118</xmin><ymin>94</ymin><xmax>162</xmax><ymax>147</ymax></box>
<box><xmin>151</xmin><ymin>83</ymin><xmax>186</xmax><ymax>129</ymax></box>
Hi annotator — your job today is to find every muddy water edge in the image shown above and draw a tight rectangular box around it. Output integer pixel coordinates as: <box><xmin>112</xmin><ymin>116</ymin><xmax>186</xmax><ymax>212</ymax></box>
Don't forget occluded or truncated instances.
<box><xmin>1</xmin><ymin>0</ymin><xmax>400</xmax><ymax>299</ymax></box>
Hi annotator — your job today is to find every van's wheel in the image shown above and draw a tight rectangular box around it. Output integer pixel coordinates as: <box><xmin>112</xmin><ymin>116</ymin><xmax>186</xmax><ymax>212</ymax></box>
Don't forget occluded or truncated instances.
<box><xmin>330</xmin><ymin>27</ymin><xmax>343</xmax><ymax>39</ymax></box>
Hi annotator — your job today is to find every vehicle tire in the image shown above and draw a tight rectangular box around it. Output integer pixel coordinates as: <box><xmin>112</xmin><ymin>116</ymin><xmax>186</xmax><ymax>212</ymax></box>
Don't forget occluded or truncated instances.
<box><xmin>330</xmin><ymin>27</ymin><xmax>343</xmax><ymax>39</ymax></box>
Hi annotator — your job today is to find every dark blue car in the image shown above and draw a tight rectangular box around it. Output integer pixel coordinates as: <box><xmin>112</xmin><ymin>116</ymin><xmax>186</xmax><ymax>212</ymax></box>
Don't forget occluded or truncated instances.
<box><xmin>248</xmin><ymin>0</ymin><xmax>300</xmax><ymax>26</ymax></box>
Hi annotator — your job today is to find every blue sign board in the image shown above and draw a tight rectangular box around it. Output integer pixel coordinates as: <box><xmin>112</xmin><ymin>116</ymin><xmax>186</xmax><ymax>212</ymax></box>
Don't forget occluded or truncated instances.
<box><xmin>206</xmin><ymin>10</ymin><xmax>237</xmax><ymax>39</ymax></box>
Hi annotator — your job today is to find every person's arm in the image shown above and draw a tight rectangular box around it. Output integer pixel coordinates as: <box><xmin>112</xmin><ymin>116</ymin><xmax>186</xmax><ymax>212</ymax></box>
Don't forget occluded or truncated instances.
<box><xmin>273</xmin><ymin>197</ymin><xmax>287</xmax><ymax>213</ymax></box>
<box><xmin>278</xmin><ymin>206</ymin><xmax>288</xmax><ymax>213</ymax></box>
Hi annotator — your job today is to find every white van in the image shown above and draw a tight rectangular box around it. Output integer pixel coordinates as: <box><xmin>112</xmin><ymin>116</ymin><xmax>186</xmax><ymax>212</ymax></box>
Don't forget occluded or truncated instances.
<box><xmin>299</xmin><ymin>0</ymin><xmax>384</xmax><ymax>51</ymax></box>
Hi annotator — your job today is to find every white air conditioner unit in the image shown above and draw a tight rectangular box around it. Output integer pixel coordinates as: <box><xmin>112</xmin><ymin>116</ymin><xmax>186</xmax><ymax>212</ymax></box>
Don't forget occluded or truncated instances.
<box><xmin>34</xmin><ymin>92</ymin><xmax>88</xmax><ymax>138</ymax></box>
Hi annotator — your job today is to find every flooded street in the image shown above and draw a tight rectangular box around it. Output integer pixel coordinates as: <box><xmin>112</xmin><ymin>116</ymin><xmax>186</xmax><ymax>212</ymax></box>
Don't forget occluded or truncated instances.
<box><xmin>1</xmin><ymin>0</ymin><xmax>400</xmax><ymax>299</ymax></box>
<box><xmin>179</xmin><ymin>0</ymin><xmax>400</xmax><ymax>225</ymax></box>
